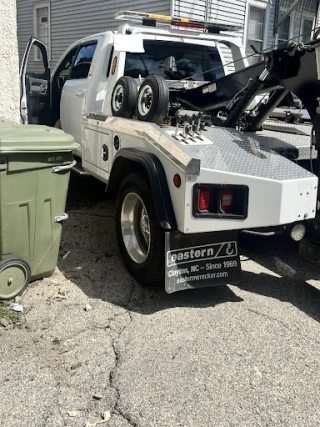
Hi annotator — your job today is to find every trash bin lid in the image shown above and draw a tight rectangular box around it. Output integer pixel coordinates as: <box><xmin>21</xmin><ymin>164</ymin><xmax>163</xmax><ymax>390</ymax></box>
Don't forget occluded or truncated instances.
<box><xmin>0</xmin><ymin>118</ymin><xmax>79</xmax><ymax>153</ymax></box>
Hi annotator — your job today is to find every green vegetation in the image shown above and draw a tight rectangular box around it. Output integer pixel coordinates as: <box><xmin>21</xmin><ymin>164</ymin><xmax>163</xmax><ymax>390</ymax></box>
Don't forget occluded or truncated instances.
<box><xmin>0</xmin><ymin>301</ymin><xmax>20</xmax><ymax>325</ymax></box>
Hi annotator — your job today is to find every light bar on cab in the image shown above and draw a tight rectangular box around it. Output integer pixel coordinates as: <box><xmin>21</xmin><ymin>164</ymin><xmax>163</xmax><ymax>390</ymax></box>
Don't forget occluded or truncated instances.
<box><xmin>115</xmin><ymin>11</ymin><xmax>242</xmax><ymax>33</ymax></box>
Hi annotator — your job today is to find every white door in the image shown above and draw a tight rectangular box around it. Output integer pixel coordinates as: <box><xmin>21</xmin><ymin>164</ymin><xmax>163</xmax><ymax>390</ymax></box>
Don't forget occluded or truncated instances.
<box><xmin>19</xmin><ymin>37</ymin><xmax>50</xmax><ymax>124</ymax></box>
<box><xmin>60</xmin><ymin>41</ymin><xmax>98</xmax><ymax>144</ymax></box>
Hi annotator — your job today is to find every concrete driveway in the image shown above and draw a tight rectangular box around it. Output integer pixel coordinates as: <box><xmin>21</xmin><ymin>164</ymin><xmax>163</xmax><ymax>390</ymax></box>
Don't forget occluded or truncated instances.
<box><xmin>0</xmin><ymin>175</ymin><xmax>319</xmax><ymax>427</ymax></box>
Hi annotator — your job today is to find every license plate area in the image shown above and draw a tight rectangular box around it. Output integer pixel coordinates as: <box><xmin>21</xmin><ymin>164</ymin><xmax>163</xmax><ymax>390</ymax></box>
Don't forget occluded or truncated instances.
<box><xmin>165</xmin><ymin>231</ymin><xmax>241</xmax><ymax>294</ymax></box>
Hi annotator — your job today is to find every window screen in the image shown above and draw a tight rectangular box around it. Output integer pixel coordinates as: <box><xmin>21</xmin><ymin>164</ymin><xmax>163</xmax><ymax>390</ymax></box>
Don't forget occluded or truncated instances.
<box><xmin>124</xmin><ymin>40</ymin><xmax>224</xmax><ymax>81</ymax></box>
<box><xmin>246</xmin><ymin>5</ymin><xmax>265</xmax><ymax>65</ymax></box>
<box><xmin>301</xmin><ymin>18</ymin><xmax>314</xmax><ymax>43</ymax></box>
<box><xmin>278</xmin><ymin>14</ymin><xmax>291</xmax><ymax>44</ymax></box>
<box><xmin>34</xmin><ymin>5</ymin><xmax>50</xmax><ymax>60</ymax></box>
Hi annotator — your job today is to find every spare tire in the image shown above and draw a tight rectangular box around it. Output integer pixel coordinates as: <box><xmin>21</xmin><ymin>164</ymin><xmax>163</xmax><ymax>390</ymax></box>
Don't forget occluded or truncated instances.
<box><xmin>136</xmin><ymin>75</ymin><xmax>169</xmax><ymax>125</ymax></box>
<box><xmin>111</xmin><ymin>76</ymin><xmax>138</xmax><ymax>118</ymax></box>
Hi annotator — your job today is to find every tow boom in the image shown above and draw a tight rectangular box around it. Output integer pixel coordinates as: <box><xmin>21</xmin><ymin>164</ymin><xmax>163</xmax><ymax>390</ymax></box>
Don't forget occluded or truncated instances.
<box><xmin>176</xmin><ymin>41</ymin><xmax>320</xmax><ymax>142</ymax></box>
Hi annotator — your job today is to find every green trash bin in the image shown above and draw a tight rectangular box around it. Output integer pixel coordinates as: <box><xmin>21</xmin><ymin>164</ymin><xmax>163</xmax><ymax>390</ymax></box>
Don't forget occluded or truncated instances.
<box><xmin>0</xmin><ymin>119</ymin><xmax>79</xmax><ymax>299</ymax></box>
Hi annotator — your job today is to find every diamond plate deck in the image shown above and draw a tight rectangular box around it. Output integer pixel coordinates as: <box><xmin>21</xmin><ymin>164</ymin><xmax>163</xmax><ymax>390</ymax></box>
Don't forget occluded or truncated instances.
<box><xmin>256</xmin><ymin>120</ymin><xmax>316</xmax><ymax>161</ymax></box>
<box><xmin>254</xmin><ymin>130</ymin><xmax>316</xmax><ymax>160</ymax></box>
<box><xmin>176</xmin><ymin>127</ymin><xmax>314</xmax><ymax>180</ymax></box>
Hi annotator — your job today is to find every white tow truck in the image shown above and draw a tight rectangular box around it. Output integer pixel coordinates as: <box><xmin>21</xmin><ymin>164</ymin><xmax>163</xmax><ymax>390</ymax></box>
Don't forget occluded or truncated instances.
<box><xmin>20</xmin><ymin>11</ymin><xmax>320</xmax><ymax>293</ymax></box>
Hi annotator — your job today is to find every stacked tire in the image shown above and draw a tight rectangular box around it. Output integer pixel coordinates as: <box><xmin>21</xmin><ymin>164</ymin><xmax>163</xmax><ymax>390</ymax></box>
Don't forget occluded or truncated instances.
<box><xmin>111</xmin><ymin>75</ymin><xmax>169</xmax><ymax>125</ymax></box>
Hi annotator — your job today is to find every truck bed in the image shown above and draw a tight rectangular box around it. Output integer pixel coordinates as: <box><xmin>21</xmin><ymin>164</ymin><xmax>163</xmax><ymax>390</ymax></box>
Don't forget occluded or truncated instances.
<box><xmin>256</xmin><ymin>120</ymin><xmax>316</xmax><ymax>161</ymax></box>
<box><xmin>173</xmin><ymin>126</ymin><xmax>314</xmax><ymax>181</ymax></box>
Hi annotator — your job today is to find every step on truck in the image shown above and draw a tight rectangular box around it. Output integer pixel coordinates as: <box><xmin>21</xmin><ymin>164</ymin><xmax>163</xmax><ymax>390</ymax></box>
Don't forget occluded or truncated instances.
<box><xmin>20</xmin><ymin>11</ymin><xmax>320</xmax><ymax>293</ymax></box>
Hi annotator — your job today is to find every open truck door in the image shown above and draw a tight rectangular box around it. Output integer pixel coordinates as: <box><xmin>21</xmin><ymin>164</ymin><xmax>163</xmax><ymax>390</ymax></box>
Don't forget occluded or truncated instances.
<box><xmin>19</xmin><ymin>37</ymin><xmax>50</xmax><ymax>124</ymax></box>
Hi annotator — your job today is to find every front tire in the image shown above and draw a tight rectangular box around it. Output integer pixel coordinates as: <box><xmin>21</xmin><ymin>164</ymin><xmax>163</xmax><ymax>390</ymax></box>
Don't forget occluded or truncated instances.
<box><xmin>116</xmin><ymin>173</ymin><xmax>164</xmax><ymax>285</ymax></box>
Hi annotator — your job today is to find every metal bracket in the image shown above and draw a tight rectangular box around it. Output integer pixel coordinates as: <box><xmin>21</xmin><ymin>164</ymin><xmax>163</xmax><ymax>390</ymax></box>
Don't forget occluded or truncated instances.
<box><xmin>52</xmin><ymin>160</ymin><xmax>77</xmax><ymax>173</ymax></box>
<box><xmin>54</xmin><ymin>213</ymin><xmax>69</xmax><ymax>223</ymax></box>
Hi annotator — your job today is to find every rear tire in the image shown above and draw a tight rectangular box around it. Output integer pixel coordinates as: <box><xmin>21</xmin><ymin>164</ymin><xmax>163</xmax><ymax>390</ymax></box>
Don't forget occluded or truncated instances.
<box><xmin>136</xmin><ymin>75</ymin><xmax>169</xmax><ymax>125</ymax></box>
<box><xmin>116</xmin><ymin>173</ymin><xmax>165</xmax><ymax>285</ymax></box>
<box><xmin>111</xmin><ymin>76</ymin><xmax>138</xmax><ymax>118</ymax></box>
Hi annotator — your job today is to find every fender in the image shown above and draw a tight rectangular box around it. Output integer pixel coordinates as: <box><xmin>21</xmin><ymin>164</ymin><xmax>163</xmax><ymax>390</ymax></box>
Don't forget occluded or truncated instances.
<box><xmin>108</xmin><ymin>148</ymin><xmax>177</xmax><ymax>230</ymax></box>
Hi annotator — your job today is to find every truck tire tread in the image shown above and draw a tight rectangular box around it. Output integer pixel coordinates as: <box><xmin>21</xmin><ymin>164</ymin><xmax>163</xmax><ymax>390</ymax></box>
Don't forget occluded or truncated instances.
<box><xmin>116</xmin><ymin>173</ymin><xmax>165</xmax><ymax>286</ymax></box>
<box><xmin>136</xmin><ymin>75</ymin><xmax>169</xmax><ymax>125</ymax></box>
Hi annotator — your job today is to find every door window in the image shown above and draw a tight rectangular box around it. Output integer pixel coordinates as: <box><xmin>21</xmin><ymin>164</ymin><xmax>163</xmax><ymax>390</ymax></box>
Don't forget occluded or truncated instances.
<box><xmin>57</xmin><ymin>48</ymin><xmax>78</xmax><ymax>79</ymax></box>
<box><xmin>69</xmin><ymin>42</ymin><xmax>97</xmax><ymax>80</ymax></box>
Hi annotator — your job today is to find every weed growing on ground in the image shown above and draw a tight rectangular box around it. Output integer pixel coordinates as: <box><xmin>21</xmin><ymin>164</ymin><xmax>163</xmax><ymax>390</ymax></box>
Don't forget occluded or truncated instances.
<box><xmin>0</xmin><ymin>301</ymin><xmax>20</xmax><ymax>325</ymax></box>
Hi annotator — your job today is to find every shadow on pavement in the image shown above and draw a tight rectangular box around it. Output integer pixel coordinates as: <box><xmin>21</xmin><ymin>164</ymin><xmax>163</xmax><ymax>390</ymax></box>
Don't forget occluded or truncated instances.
<box><xmin>61</xmin><ymin>174</ymin><xmax>320</xmax><ymax>319</ymax></box>
<box><xmin>238</xmin><ymin>233</ymin><xmax>320</xmax><ymax>322</ymax></box>
<box><xmin>61</xmin><ymin>174</ymin><xmax>243</xmax><ymax>313</ymax></box>
<box><xmin>66</xmin><ymin>173</ymin><xmax>108</xmax><ymax>209</ymax></box>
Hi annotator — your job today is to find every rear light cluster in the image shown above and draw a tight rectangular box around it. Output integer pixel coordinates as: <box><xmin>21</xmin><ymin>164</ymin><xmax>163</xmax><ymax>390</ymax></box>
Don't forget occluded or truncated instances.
<box><xmin>193</xmin><ymin>184</ymin><xmax>249</xmax><ymax>219</ymax></box>
<box><xmin>198</xmin><ymin>189</ymin><xmax>211</xmax><ymax>211</ymax></box>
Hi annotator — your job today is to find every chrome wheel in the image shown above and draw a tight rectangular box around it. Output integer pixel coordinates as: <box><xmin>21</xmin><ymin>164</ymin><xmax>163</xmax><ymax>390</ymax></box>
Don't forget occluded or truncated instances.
<box><xmin>112</xmin><ymin>84</ymin><xmax>124</xmax><ymax>112</ymax></box>
<box><xmin>121</xmin><ymin>192</ymin><xmax>151</xmax><ymax>264</ymax></box>
<box><xmin>137</xmin><ymin>84</ymin><xmax>153</xmax><ymax>117</ymax></box>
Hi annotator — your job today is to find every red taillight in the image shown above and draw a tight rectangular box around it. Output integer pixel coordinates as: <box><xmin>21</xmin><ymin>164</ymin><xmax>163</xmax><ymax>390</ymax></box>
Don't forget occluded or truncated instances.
<box><xmin>198</xmin><ymin>189</ymin><xmax>211</xmax><ymax>211</ymax></box>
<box><xmin>220</xmin><ymin>190</ymin><xmax>233</xmax><ymax>212</ymax></box>
<box><xmin>173</xmin><ymin>174</ymin><xmax>181</xmax><ymax>188</ymax></box>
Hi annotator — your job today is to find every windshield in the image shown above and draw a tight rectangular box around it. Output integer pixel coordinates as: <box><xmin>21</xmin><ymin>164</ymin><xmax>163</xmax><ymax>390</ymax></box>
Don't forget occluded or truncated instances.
<box><xmin>124</xmin><ymin>40</ymin><xmax>225</xmax><ymax>81</ymax></box>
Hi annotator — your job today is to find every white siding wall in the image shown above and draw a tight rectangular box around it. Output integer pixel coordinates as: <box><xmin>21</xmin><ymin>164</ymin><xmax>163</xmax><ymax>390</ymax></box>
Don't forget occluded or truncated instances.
<box><xmin>0</xmin><ymin>0</ymin><xmax>20</xmax><ymax>122</ymax></box>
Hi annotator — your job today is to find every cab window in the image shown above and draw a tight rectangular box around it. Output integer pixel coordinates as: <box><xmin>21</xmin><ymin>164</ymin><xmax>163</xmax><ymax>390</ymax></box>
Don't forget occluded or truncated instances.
<box><xmin>124</xmin><ymin>40</ymin><xmax>224</xmax><ymax>82</ymax></box>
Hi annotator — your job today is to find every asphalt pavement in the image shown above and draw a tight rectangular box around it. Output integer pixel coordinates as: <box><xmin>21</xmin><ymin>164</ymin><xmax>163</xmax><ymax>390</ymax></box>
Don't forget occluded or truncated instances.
<box><xmin>0</xmin><ymin>174</ymin><xmax>319</xmax><ymax>427</ymax></box>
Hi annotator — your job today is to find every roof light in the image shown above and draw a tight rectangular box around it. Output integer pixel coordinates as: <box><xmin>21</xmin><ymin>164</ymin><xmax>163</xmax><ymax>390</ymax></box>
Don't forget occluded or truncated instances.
<box><xmin>114</xmin><ymin>11</ymin><xmax>242</xmax><ymax>33</ymax></box>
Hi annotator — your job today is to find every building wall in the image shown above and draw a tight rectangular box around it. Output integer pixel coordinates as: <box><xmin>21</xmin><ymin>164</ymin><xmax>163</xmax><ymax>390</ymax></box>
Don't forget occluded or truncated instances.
<box><xmin>16</xmin><ymin>0</ymin><xmax>289</xmax><ymax>77</ymax></box>
<box><xmin>0</xmin><ymin>0</ymin><xmax>20</xmax><ymax>122</ymax></box>
<box><xmin>17</xmin><ymin>0</ymin><xmax>171</xmax><ymax>71</ymax></box>
<box><xmin>173</xmin><ymin>0</ymin><xmax>247</xmax><ymax>73</ymax></box>
<box><xmin>173</xmin><ymin>0</ymin><xmax>276</xmax><ymax>73</ymax></box>
<box><xmin>276</xmin><ymin>0</ymin><xmax>318</xmax><ymax>41</ymax></box>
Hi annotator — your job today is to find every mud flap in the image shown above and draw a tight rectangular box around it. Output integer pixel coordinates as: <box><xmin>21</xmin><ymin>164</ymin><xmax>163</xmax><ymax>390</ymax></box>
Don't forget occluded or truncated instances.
<box><xmin>165</xmin><ymin>231</ymin><xmax>241</xmax><ymax>294</ymax></box>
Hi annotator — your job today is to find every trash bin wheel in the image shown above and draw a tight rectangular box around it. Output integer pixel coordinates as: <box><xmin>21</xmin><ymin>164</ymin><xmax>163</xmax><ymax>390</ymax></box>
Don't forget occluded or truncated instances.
<box><xmin>136</xmin><ymin>75</ymin><xmax>169</xmax><ymax>125</ymax></box>
<box><xmin>0</xmin><ymin>258</ymin><xmax>31</xmax><ymax>300</ymax></box>
<box><xmin>111</xmin><ymin>76</ymin><xmax>138</xmax><ymax>118</ymax></box>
